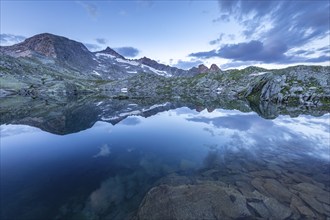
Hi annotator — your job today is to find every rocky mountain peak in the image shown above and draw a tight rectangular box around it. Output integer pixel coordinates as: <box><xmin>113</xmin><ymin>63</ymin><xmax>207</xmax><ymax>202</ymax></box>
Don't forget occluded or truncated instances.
<box><xmin>21</xmin><ymin>33</ymin><xmax>57</xmax><ymax>57</ymax></box>
<box><xmin>198</xmin><ymin>64</ymin><xmax>209</xmax><ymax>73</ymax></box>
<box><xmin>1</xmin><ymin>33</ymin><xmax>96</xmax><ymax>72</ymax></box>
<box><xmin>210</xmin><ymin>64</ymin><xmax>221</xmax><ymax>73</ymax></box>
<box><xmin>96</xmin><ymin>47</ymin><xmax>125</xmax><ymax>59</ymax></box>
<box><xmin>137</xmin><ymin>56</ymin><xmax>160</xmax><ymax>66</ymax></box>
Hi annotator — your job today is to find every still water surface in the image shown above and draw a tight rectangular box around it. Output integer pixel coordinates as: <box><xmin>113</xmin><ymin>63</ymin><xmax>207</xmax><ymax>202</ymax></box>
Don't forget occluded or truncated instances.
<box><xmin>1</xmin><ymin>104</ymin><xmax>329</xmax><ymax>219</ymax></box>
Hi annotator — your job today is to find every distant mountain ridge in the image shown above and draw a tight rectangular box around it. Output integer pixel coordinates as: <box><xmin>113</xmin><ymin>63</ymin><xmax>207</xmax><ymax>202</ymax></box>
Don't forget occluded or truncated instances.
<box><xmin>0</xmin><ymin>33</ymin><xmax>221</xmax><ymax>79</ymax></box>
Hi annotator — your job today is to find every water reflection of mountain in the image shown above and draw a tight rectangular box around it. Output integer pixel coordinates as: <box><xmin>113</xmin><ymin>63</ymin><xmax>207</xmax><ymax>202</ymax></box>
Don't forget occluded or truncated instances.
<box><xmin>1</xmin><ymin>95</ymin><xmax>329</xmax><ymax>135</ymax></box>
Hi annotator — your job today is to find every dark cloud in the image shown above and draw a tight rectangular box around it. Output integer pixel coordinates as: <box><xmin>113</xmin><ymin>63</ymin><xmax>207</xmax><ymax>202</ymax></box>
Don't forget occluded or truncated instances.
<box><xmin>318</xmin><ymin>46</ymin><xmax>330</xmax><ymax>52</ymax></box>
<box><xmin>0</xmin><ymin>34</ymin><xmax>26</xmax><ymax>46</ymax></box>
<box><xmin>114</xmin><ymin>47</ymin><xmax>140</xmax><ymax>58</ymax></box>
<box><xmin>218</xmin><ymin>40</ymin><xmax>287</xmax><ymax>62</ymax></box>
<box><xmin>191</xmin><ymin>41</ymin><xmax>281</xmax><ymax>61</ymax></box>
<box><xmin>77</xmin><ymin>1</ymin><xmax>98</xmax><ymax>18</ymax></box>
<box><xmin>190</xmin><ymin>39</ymin><xmax>328</xmax><ymax>64</ymax></box>
<box><xmin>200</xmin><ymin>1</ymin><xmax>330</xmax><ymax>65</ymax></box>
<box><xmin>305</xmin><ymin>56</ymin><xmax>330</xmax><ymax>63</ymax></box>
<box><xmin>173</xmin><ymin>59</ymin><xmax>203</xmax><ymax>70</ymax></box>
<box><xmin>84</xmin><ymin>43</ymin><xmax>101</xmax><ymax>51</ymax></box>
<box><xmin>189</xmin><ymin>50</ymin><xmax>217</xmax><ymax>59</ymax></box>
<box><xmin>294</xmin><ymin>50</ymin><xmax>310</xmax><ymax>55</ymax></box>
<box><xmin>292</xmin><ymin>50</ymin><xmax>315</xmax><ymax>56</ymax></box>
<box><xmin>317</xmin><ymin>46</ymin><xmax>330</xmax><ymax>55</ymax></box>
<box><xmin>209</xmin><ymin>33</ymin><xmax>225</xmax><ymax>45</ymax></box>
<box><xmin>95</xmin><ymin>38</ymin><xmax>107</xmax><ymax>45</ymax></box>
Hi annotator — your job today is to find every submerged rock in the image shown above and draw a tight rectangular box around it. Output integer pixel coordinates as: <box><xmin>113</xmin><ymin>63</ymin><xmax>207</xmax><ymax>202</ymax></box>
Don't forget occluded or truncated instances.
<box><xmin>137</xmin><ymin>183</ymin><xmax>251</xmax><ymax>220</ymax></box>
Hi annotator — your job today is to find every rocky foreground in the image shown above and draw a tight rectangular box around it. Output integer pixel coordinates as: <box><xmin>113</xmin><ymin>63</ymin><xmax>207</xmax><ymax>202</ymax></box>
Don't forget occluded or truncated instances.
<box><xmin>135</xmin><ymin>152</ymin><xmax>329</xmax><ymax>220</ymax></box>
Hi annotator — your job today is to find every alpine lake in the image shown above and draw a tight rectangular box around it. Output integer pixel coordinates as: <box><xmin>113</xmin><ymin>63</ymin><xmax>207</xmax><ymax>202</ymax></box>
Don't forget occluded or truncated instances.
<box><xmin>1</xmin><ymin>94</ymin><xmax>329</xmax><ymax>220</ymax></box>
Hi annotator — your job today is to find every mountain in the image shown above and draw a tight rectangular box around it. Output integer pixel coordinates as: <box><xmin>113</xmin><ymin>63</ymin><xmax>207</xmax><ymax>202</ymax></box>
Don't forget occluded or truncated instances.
<box><xmin>136</xmin><ymin>56</ymin><xmax>199</xmax><ymax>77</ymax></box>
<box><xmin>94</xmin><ymin>46</ymin><xmax>125</xmax><ymax>59</ymax></box>
<box><xmin>0</xmin><ymin>33</ymin><xmax>210</xmax><ymax>80</ymax></box>
<box><xmin>0</xmin><ymin>33</ymin><xmax>97</xmax><ymax>72</ymax></box>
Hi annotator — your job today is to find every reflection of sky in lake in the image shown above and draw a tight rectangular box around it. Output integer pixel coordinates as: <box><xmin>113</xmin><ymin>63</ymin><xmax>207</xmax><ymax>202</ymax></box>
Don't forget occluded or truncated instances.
<box><xmin>1</xmin><ymin>108</ymin><xmax>329</xmax><ymax>219</ymax></box>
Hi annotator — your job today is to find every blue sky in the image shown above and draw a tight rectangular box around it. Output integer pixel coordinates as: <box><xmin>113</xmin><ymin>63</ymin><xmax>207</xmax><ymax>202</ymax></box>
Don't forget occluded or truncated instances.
<box><xmin>0</xmin><ymin>0</ymin><xmax>329</xmax><ymax>69</ymax></box>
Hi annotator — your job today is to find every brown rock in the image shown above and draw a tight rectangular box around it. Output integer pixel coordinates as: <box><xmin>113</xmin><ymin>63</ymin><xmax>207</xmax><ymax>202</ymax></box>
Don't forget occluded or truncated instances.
<box><xmin>198</xmin><ymin>64</ymin><xmax>209</xmax><ymax>73</ymax></box>
<box><xmin>293</xmin><ymin>182</ymin><xmax>330</xmax><ymax>205</ymax></box>
<box><xmin>248</xmin><ymin>201</ymin><xmax>270</xmax><ymax>218</ymax></box>
<box><xmin>251</xmin><ymin>178</ymin><xmax>269</xmax><ymax>196</ymax></box>
<box><xmin>250</xmin><ymin>170</ymin><xmax>277</xmax><ymax>178</ymax></box>
<box><xmin>263</xmin><ymin>178</ymin><xmax>292</xmax><ymax>203</ymax></box>
<box><xmin>290</xmin><ymin>195</ymin><xmax>316</xmax><ymax>218</ymax></box>
<box><xmin>209</xmin><ymin>64</ymin><xmax>221</xmax><ymax>73</ymax></box>
<box><xmin>299</xmin><ymin>192</ymin><xmax>325</xmax><ymax>214</ymax></box>
<box><xmin>137</xmin><ymin>183</ymin><xmax>251</xmax><ymax>220</ymax></box>
<box><xmin>263</xmin><ymin>197</ymin><xmax>293</xmax><ymax>219</ymax></box>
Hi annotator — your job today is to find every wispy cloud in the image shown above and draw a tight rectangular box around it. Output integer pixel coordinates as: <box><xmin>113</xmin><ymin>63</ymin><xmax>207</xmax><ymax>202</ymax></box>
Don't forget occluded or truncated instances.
<box><xmin>77</xmin><ymin>1</ymin><xmax>98</xmax><ymax>18</ymax></box>
<box><xmin>173</xmin><ymin>59</ymin><xmax>203</xmax><ymax>70</ymax></box>
<box><xmin>93</xmin><ymin>144</ymin><xmax>111</xmax><ymax>158</ymax></box>
<box><xmin>114</xmin><ymin>47</ymin><xmax>140</xmax><ymax>58</ymax></box>
<box><xmin>84</xmin><ymin>43</ymin><xmax>102</xmax><ymax>51</ymax></box>
<box><xmin>209</xmin><ymin>33</ymin><xmax>224</xmax><ymax>45</ymax></box>
<box><xmin>0</xmin><ymin>34</ymin><xmax>26</xmax><ymax>46</ymax></box>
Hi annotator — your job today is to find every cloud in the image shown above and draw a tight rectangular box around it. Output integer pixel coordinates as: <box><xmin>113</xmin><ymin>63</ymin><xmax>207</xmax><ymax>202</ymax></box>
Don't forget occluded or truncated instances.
<box><xmin>0</xmin><ymin>124</ymin><xmax>40</xmax><ymax>138</ymax></box>
<box><xmin>77</xmin><ymin>1</ymin><xmax>98</xmax><ymax>18</ymax></box>
<box><xmin>120</xmin><ymin>117</ymin><xmax>141</xmax><ymax>126</ymax></box>
<box><xmin>293</xmin><ymin>50</ymin><xmax>315</xmax><ymax>56</ymax></box>
<box><xmin>218</xmin><ymin>40</ymin><xmax>287</xmax><ymax>62</ymax></box>
<box><xmin>304</xmin><ymin>56</ymin><xmax>330</xmax><ymax>63</ymax></box>
<box><xmin>188</xmin><ymin>114</ymin><xmax>273</xmax><ymax>131</ymax></box>
<box><xmin>212</xmin><ymin>14</ymin><xmax>230</xmax><ymax>23</ymax></box>
<box><xmin>84</xmin><ymin>43</ymin><xmax>101</xmax><ymax>51</ymax></box>
<box><xmin>189</xmin><ymin>50</ymin><xmax>217</xmax><ymax>59</ymax></box>
<box><xmin>114</xmin><ymin>47</ymin><xmax>140</xmax><ymax>58</ymax></box>
<box><xmin>173</xmin><ymin>59</ymin><xmax>203</xmax><ymax>70</ymax></box>
<box><xmin>209</xmin><ymin>33</ymin><xmax>225</xmax><ymax>45</ymax></box>
<box><xmin>95</xmin><ymin>38</ymin><xmax>107</xmax><ymax>45</ymax></box>
<box><xmin>93</xmin><ymin>144</ymin><xmax>111</xmax><ymax>158</ymax></box>
<box><xmin>209</xmin><ymin>33</ymin><xmax>236</xmax><ymax>45</ymax></box>
<box><xmin>220</xmin><ymin>61</ymin><xmax>259</xmax><ymax>69</ymax></box>
<box><xmin>190</xmin><ymin>40</ymin><xmax>328</xmax><ymax>64</ymax></box>
<box><xmin>0</xmin><ymin>34</ymin><xmax>26</xmax><ymax>46</ymax></box>
<box><xmin>317</xmin><ymin>46</ymin><xmax>330</xmax><ymax>55</ymax></box>
<box><xmin>318</xmin><ymin>46</ymin><xmax>330</xmax><ymax>52</ymax></box>
<box><xmin>199</xmin><ymin>0</ymin><xmax>330</xmax><ymax>65</ymax></box>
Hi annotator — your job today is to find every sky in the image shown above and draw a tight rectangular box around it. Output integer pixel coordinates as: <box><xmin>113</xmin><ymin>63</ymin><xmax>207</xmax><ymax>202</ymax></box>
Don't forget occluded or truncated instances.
<box><xmin>0</xmin><ymin>0</ymin><xmax>329</xmax><ymax>70</ymax></box>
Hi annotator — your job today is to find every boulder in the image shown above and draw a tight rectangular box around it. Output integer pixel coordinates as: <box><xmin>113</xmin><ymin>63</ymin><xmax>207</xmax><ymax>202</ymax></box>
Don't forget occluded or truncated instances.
<box><xmin>137</xmin><ymin>183</ymin><xmax>251</xmax><ymax>220</ymax></box>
